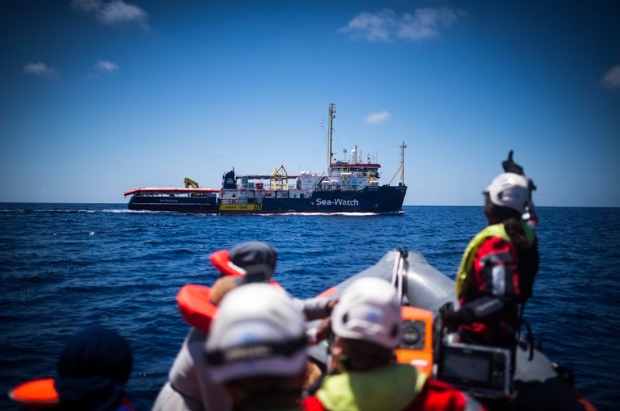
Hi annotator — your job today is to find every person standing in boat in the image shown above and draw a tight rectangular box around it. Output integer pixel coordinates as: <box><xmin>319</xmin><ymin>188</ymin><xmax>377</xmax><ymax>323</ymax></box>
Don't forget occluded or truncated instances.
<box><xmin>152</xmin><ymin>241</ymin><xmax>334</xmax><ymax>411</ymax></box>
<box><xmin>441</xmin><ymin>170</ymin><xmax>539</xmax><ymax>348</ymax></box>
<box><xmin>302</xmin><ymin>277</ymin><xmax>486</xmax><ymax>411</ymax></box>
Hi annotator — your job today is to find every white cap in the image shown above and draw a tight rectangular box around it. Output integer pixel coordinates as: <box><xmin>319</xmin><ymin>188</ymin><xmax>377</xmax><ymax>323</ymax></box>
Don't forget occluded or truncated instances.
<box><xmin>331</xmin><ymin>277</ymin><xmax>402</xmax><ymax>349</ymax></box>
<box><xmin>485</xmin><ymin>172</ymin><xmax>530</xmax><ymax>214</ymax></box>
<box><xmin>204</xmin><ymin>283</ymin><xmax>307</xmax><ymax>383</ymax></box>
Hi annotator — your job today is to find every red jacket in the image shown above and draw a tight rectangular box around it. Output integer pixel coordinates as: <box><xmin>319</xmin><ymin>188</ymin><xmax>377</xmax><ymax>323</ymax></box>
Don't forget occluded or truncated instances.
<box><xmin>302</xmin><ymin>378</ymin><xmax>485</xmax><ymax>411</ymax></box>
<box><xmin>301</xmin><ymin>363</ymin><xmax>485</xmax><ymax>411</ymax></box>
<box><xmin>456</xmin><ymin>223</ymin><xmax>538</xmax><ymax>346</ymax></box>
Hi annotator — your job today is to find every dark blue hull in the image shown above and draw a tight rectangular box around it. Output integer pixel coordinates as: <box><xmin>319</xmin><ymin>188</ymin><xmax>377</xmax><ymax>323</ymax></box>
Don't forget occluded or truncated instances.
<box><xmin>127</xmin><ymin>186</ymin><xmax>407</xmax><ymax>214</ymax></box>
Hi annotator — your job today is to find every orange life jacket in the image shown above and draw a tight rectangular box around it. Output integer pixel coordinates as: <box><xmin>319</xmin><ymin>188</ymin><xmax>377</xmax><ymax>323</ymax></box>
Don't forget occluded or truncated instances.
<box><xmin>178</xmin><ymin>250</ymin><xmax>283</xmax><ymax>333</ymax></box>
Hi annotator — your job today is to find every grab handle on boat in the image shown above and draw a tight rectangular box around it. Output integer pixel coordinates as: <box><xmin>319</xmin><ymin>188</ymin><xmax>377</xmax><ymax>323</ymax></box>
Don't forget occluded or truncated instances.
<box><xmin>391</xmin><ymin>248</ymin><xmax>408</xmax><ymax>302</ymax></box>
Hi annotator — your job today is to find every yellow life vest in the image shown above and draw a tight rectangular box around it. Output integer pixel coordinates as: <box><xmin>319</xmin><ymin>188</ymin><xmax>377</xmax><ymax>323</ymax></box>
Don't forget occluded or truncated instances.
<box><xmin>316</xmin><ymin>363</ymin><xmax>427</xmax><ymax>411</ymax></box>
<box><xmin>455</xmin><ymin>222</ymin><xmax>535</xmax><ymax>299</ymax></box>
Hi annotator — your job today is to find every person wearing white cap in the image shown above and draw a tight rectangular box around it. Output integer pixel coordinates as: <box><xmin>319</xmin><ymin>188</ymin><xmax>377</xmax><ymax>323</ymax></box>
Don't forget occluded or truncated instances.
<box><xmin>442</xmin><ymin>165</ymin><xmax>540</xmax><ymax>348</ymax></box>
<box><xmin>302</xmin><ymin>277</ymin><xmax>486</xmax><ymax>411</ymax></box>
<box><xmin>152</xmin><ymin>241</ymin><xmax>333</xmax><ymax>411</ymax></box>
<box><xmin>205</xmin><ymin>283</ymin><xmax>309</xmax><ymax>411</ymax></box>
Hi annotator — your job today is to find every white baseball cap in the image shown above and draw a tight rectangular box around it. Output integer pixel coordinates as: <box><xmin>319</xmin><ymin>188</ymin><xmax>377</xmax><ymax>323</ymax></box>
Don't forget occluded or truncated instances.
<box><xmin>204</xmin><ymin>283</ymin><xmax>307</xmax><ymax>383</ymax></box>
<box><xmin>485</xmin><ymin>172</ymin><xmax>530</xmax><ymax>214</ymax></box>
<box><xmin>331</xmin><ymin>277</ymin><xmax>402</xmax><ymax>349</ymax></box>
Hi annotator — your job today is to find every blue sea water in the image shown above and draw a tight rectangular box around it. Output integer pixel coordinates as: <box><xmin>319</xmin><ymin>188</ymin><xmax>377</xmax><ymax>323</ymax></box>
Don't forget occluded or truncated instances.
<box><xmin>1</xmin><ymin>204</ymin><xmax>619</xmax><ymax>410</ymax></box>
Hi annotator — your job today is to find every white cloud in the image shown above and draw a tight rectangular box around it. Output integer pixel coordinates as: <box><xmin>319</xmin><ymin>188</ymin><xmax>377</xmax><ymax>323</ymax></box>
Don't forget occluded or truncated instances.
<box><xmin>339</xmin><ymin>9</ymin><xmax>396</xmax><ymax>42</ymax></box>
<box><xmin>398</xmin><ymin>7</ymin><xmax>459</xmax><ymax>41</ymax></box>
<box><xmin>95</xmin><ymin>60</ymin><xmax>119</xmax><ymax>72</ymax></box>
<box><xmin>600</xmin><ymin>65</ymin><xmax>620</xmax><ymax>90</ymax></box>
<box><xmin>23</xmin><ymin>62</ymin><xmax>57</xmax><ymax>78</ymax></box>
<box><xmin>364</xmin><ymin>110</ymin><xmax>392</xmax><ymax>124</ymax></box>
<box><xmin>340</xmin><ymin>7</ymin><xmax>462</xmax><ymax>42</ymax></box>
<box><xmin>71</xmin><ymin>0</ymin><xmax>148</xmax><ymax>29</ymax></box>
<box><xmin>99</xmin><ymin>0</ymin><xmax>148</xmax><ymax>27</ymax></box>
<box><xmin>71</xmin><ymin>0</ymin><xmax>101</xmax><ymax>13</ymax></box>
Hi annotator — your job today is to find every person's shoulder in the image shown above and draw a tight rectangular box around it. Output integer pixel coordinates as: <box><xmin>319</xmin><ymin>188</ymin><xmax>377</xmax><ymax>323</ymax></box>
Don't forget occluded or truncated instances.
<box><xmin>477</xmin><ymin>234</ymin><xmax>513</xmax><ymax>255</ymax></box>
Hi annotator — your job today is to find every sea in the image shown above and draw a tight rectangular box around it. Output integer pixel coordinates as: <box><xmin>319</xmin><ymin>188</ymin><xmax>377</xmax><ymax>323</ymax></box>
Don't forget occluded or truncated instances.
<box><xmin>1</xmin><ymin>204</ymin><xmax>619</xmax><ymax>411</ymax></box>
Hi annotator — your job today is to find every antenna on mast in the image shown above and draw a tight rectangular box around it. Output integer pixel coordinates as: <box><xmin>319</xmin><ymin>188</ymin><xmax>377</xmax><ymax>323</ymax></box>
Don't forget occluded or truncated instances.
<box><xmin>399</xmin><ymin>142</ymin><xmax>407</xmax><ymax>186</ymax></box>
<box><xmin>328</xmin><ymin>103</ymin><xmax>336</xmax><ymax>167</ymax></box>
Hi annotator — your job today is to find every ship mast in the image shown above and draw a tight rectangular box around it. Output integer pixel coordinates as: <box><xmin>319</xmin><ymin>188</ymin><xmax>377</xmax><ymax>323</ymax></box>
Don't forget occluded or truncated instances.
<box><xmin>399</xmin><ymin>141</ymin><xmax>407</xmax><ymax>186</ymax></box>
<box><xmin>328</xmin><ymin>103</ymin><xmax>336</xmax><ymax>167</ymax></box>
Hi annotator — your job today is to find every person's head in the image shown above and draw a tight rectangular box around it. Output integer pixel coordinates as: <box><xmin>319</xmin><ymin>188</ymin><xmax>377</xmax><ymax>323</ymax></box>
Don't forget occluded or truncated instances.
<box><xmin>483</xmin><ymin>172</ymin><xmax>529</xmax><ymax>224</ymax></box>
<box><xmin>55</xmin><ymin>325</ymin><xmax>133</xmax><ymax>410</ymax></box>
<box><xmin>204</xmin><ymin>283</ymin><xmax>307</xmax><ymax>409</ymax></box>
<box><xmin>330</xmin><ymin>277</ymin><xmax>402</xmax><ymax>372</ymax></box>
<box><xmin>211</xmin><ymin>241</ymin><xmax>278</xmax><ymax>284</ymax></box>
<box><xmin>177</xmin><ymin>245</ymin><xmax>279</xmax><ymax>334</ymax></box>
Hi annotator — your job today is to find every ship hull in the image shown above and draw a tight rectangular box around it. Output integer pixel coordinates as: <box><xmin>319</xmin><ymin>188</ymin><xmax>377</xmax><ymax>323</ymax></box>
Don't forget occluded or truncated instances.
<box><xmin>127</xmin><ymin>186</ymin><xmax>407</xmax><ymax>214</ymax></box>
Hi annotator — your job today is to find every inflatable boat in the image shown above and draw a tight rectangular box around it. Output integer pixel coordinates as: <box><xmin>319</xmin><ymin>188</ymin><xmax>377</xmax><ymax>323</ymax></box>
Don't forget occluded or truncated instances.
<box><xmin>306</xmin><ymin>248</ymin><xmax>596</xmax><ymax>411</ymax></box>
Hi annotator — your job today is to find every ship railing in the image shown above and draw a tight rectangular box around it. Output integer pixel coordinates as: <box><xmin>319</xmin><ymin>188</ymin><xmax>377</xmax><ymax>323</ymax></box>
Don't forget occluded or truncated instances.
<box><xmin>221</xmin><ymin>198</ymin><xmax>251</xmax><ymax>205</ymax></box>
<box><xmin>136</xmin><ymin>192</ymin><xmax>215</xmax><ymax>198</ymax></box>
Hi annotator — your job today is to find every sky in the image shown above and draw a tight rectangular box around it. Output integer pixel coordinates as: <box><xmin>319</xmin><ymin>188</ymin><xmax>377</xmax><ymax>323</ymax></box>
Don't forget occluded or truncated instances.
<box><xmin>1</xmin><ymin>0</ymin><xmax>619</xmax><ymax>207</ymax></box>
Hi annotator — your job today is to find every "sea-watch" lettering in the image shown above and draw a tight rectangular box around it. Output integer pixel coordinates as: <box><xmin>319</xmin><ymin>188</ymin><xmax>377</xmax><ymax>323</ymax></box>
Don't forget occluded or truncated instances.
<box><xmin>315</xmin><ymin>198</ymin><xmax>359</xmax><ymax>206</ymax></box>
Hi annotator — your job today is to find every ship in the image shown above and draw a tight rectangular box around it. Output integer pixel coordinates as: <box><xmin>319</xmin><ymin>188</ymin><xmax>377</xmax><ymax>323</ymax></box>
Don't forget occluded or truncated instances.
<box><xmin>123</xmin><ymin>104</ymin><xmax>408</xmax><ymax>214</ymax></box>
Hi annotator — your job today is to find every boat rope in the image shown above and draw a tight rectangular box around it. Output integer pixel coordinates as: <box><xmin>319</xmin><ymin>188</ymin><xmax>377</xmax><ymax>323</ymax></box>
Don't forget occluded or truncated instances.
<box><xmin>391</xmin><ymin>248</ymin><xmax>408</xmax><ymax>302</ymax></box>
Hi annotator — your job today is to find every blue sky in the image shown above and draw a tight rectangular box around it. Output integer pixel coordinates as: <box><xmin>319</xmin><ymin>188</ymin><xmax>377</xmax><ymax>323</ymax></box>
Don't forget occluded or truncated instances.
<box><xmin>2</xmin><ymin>0</ymin><xmax>619</xmax><ymax>207</ymax></box>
